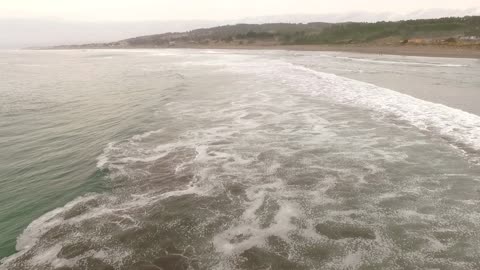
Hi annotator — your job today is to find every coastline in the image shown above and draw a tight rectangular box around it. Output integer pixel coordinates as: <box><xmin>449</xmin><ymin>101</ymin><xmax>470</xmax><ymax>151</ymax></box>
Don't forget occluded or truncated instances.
<box><xmin>43</xmin><ymin>44</ymin><xmax>480</xmax><ymax>59</ymax></box>
<box><xmin>171</xmin><ymin>44</ymin><xmax>480</xmax><ymax>59</ymax></box>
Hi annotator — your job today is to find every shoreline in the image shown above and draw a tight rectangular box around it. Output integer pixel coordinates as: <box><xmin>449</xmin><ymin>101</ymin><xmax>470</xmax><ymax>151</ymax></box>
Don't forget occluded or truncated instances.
<box><xmin>41</xmin><ymin>44</ymin><xmax>480</xmax><ymax>59</ymax></box>
<box><xmin>172</xmin><ymin>44</ymin><xmax>480</xmax><ymax>59</ymax></box>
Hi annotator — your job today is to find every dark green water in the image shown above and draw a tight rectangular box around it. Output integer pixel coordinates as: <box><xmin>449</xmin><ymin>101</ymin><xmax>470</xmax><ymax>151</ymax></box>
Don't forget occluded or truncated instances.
<box><xmin>0</xmin><ymin>50</ymin><xmax>180</xmax><ymax>258</ymax></box>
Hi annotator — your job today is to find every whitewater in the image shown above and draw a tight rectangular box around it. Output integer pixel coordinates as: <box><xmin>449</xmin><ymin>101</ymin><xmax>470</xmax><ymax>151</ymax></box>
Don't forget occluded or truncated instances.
<box><xmin>1</xmin><ymin>49</ymin><xmax>480</xmax><ymax>270</ymax></box>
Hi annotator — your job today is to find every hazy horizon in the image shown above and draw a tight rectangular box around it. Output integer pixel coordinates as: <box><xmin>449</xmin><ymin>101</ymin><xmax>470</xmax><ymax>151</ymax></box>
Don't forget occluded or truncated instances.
<box><xmin>1</xmin><ymin>6</ymin><xmax>479</xmax><ymax>49</ymax></box>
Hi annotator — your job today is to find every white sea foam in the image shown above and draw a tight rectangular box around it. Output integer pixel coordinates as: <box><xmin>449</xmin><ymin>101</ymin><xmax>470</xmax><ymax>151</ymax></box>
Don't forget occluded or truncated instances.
<box><xmin>1</xmin><ymin>195</ymin><xmax>100</xmax><ymax>267</ymax></box>
<box><xmin>210</xmin><ymin>56</ymin><xmax>480</xmax><ymax>157</ymax></box>
<box><xmin>150</xmin><ymin>52</ymin><xmax>180</xmax><ymax>56</ymax></box>
<box><xmin>18</xmin><ymin>64</ymin><xmax>47</xmax><ymax>67</ymax></box>
<box><xmin>283</xmin><ymin>63</ymin><xmax>480</xmax><ymax>156</ymax></box>
<box><xmin>342</xmin><ymin>252</ymin><xmax>363</xmax><ymax>269</ymax></box>
<box><xmin>334</xmin><ymin>56</ymin><xmax>468</xmax><ymax>67</ymax></box>
<box><xmin>4</xmin><ymin>50</ymin><xmax>480</xmax><ymax>270</ymax></box>
<box><xmin>213</xmin><ymin>179</ymin><xmax>301</xmax><ymax>256</ymax></box>
<box><xmin>131</xmin><ymin>128</ymin><xmax>164</xmax><ymax>141</ymax></box>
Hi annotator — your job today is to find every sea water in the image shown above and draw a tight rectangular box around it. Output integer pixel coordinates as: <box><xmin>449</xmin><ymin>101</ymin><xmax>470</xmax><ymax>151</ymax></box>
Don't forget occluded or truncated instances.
<box><xmin>1</xmin><ymin>49</ymin><xmax>480</xmax><ymax>269</ymax></box>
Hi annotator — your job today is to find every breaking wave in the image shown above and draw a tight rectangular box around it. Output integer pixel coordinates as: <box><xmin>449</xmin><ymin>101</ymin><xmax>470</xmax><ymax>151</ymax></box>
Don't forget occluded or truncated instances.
<box><xmin>2</xmin><ymin>51</ymin><xmax>480</xmax><ymax>270</ymax></box>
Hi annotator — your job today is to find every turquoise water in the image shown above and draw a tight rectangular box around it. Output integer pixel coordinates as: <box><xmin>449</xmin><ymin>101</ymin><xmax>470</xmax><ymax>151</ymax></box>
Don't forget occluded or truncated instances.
<box><xmin>0</xmin><ymin>50</ymin><xmax>178</xmax><ymax>258</ymax></box>
<box><xmin>1</xmin><ymin>49</ymin><xmax>480</xmax><ymax>269</ymax></box>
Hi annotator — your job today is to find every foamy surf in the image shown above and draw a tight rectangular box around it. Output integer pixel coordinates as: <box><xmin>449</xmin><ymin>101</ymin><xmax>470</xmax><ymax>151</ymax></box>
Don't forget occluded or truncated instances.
<box><xmin>333</xmin><ymin>56</ymin><xmax>468</xmax><ymax>67</ymax></box>
<box><xmin>287</xmin><ymin>64</ymin><xmax>480</xmax><ymax>159</ymax></box>
<box><xmin>2</xmin><ymin>49</ymin><xmax>480</xmax><ymax>270</ymax></box>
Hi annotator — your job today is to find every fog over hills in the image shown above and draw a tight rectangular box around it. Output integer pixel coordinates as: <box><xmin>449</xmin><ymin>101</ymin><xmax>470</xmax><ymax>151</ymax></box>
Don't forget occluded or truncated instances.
<box><xmin>0</xmin><ymin>19</ymin><xmax>216</xmax><ymax>49</ymax></box>
<box><xmin>1</xmin><ymin>8</ymin><xmax>479</xmax><ymax>49</ymax></box>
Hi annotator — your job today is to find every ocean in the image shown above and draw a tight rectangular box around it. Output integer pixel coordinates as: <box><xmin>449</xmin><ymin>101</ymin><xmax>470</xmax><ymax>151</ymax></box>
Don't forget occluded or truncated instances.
<box><xmin>1</xmin><ymin>49</ymin><xmax>480</xmax><ymax>269</ymax></box>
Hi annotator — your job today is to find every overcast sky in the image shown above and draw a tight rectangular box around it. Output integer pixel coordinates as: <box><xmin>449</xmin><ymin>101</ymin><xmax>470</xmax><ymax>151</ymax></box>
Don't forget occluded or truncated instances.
<box><xmin>2</xmin><ymin>0</ymin><xmax>480</xmax><ymax>21</ymax></box>
<box><xmin>1</xmin><ymin>1</ymin><xmax>479</xmax><ymax>48</ymax></box>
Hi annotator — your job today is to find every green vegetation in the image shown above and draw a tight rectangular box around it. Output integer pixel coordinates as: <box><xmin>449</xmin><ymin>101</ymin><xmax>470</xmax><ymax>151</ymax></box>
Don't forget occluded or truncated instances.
<box><xmin>53</xmin><ymin>16</ymin><xmax>480</xmax><ymax>49</ymax></box>
<box><xmin>291</xmin><ymin>16</ymin><xmax>480</xmax><ymax>44</ymax></box>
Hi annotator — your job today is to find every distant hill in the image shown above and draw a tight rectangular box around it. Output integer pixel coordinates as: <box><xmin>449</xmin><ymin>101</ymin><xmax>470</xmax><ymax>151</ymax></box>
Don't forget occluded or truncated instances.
<box><xmin>49</xmin><ymin>16</ymin><xmax>480</xmax><ymax>49</ymax></box>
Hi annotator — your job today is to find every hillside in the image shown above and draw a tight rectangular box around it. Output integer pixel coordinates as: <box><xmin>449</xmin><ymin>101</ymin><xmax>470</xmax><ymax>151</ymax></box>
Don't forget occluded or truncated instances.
<box><xmin>51</xmin><ymin>16</ymin><xmax>480</xmax><ymax>49</ymax></box>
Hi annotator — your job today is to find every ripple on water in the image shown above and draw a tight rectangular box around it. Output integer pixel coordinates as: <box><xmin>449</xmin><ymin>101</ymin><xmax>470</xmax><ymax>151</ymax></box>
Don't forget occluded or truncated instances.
<box><xmin>2</xmin><ymin>51</ymin><xmax>480</xmax><ymax>270</ymax></box>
